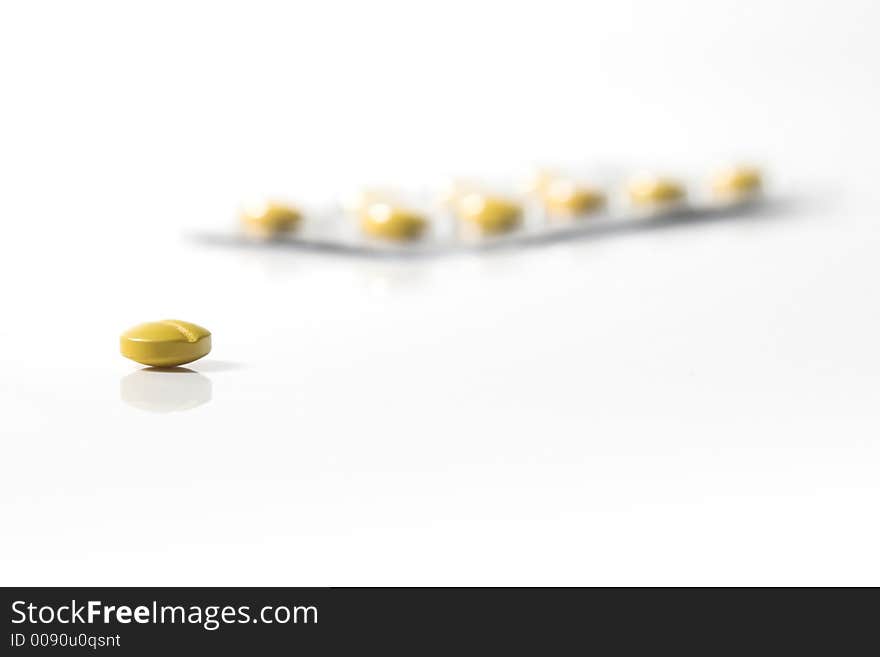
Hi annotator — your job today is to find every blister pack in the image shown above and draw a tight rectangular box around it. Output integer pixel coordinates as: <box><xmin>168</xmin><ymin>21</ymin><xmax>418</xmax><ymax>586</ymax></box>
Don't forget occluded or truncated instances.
<box><xmin>199</xmin><ymin>165</ymin><xmax>765</xmax><ymax>256</ymax></box>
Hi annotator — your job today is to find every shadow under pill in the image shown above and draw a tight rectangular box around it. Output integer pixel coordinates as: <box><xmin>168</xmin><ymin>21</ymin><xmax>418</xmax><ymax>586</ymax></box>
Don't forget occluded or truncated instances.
<box><xmin>120</xmin><ymin>367</ymin><xmax>212</xmax><ymax>413</ymax></box>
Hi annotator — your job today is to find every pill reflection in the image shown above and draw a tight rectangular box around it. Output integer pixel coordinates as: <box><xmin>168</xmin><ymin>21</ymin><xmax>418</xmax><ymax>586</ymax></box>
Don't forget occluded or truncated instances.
<box><xmin>120</xmin><ymin>368</ymin><xmax>212</xmax><ymax>413</ymax></box>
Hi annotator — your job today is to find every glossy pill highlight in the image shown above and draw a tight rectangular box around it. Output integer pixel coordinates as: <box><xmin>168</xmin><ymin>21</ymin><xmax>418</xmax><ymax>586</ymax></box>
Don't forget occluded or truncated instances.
<box><xmin>120</xmin><ymin>320</ymin><xmax>212</xmax><ymax>367</ymax></box>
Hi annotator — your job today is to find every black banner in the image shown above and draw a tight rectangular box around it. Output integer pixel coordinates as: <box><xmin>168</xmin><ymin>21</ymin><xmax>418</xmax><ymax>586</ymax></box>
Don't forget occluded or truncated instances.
<box><xmin>1</xmin><ymin>588</ymin><xmax>875</xmax><ymax>654</ymax></box>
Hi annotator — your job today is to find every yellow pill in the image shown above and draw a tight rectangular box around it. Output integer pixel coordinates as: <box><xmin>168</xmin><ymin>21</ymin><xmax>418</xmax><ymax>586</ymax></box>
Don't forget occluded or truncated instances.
<box><xmin>711</xmin><ymin>165</ymin><xmax>762</xmax><ymax>199</ymax></box>
<box><xmin>120</xmin><ymin>320</ymin><xmax>212</xmax><ymax>368</ymax></box>
<box><xmin>360</xmin><ymin>202</ymin><xmax>427</xmax><ymax>241</ymax></box>
<box><xmin>541</xmin><ymin>178</ymin><xmax>605</xmax><ymax>217</ymax></box>
<box><xmin>455</xmin><ymin>192</ymin><xmax>523</xmax><ymax>235</ymax></box>
<box><xmin>241</xmin><ymin>200</ymin><xmax>302</xmax><ymax>237</ymax></box>
<box><xmin>627</xmin><ymin>175</ymin><xmax>686</xmax><ymax>207</ymax></box>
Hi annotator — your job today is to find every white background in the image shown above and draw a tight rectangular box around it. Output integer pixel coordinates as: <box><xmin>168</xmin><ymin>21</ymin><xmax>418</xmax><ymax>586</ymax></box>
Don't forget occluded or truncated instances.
<box><xmin>1</xmin><ymin>0</ymin><xmax>878</xmax><ymax>585</ymax></box>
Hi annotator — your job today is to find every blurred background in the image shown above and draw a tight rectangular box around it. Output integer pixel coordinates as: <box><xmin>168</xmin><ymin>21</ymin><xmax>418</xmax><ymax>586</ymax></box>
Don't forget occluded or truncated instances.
<box><xmin>1</xmin><ymin>0</ymin><xmax>878</xmax><ymax>585</ymax></box>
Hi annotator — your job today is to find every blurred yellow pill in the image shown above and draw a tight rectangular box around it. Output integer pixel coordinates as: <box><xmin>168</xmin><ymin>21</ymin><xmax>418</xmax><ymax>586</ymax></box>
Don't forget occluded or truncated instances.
<box><xmin>711</xmin><ymin>165</ymin><xmax>763</xmax><ymax>199</ymax></box>
<box><xmin>541</xmin><ymin>178</ymin><xmax>605</xmax><ymax>217</ymax></box>
<box><xmin>455</xmin><ymin>193</ymin><xmax>522</xmax><ymax>235</ymax></box>
<box><xmin>120</xmin><ymin>320</ymin><xmax>212</xmax><ymax>368</ymax></box>
<box><xmin>360</xmin><ymin>202</ymin><xmax>427</xmax><ymax>241</ymax></box>
<box><xmin>627</xmin><ymin>175</ymin><xmax>686</xmax><ymax>207</ymax></box>
<box><xmin>241</xmin><ymin>200</ymin><xmax>302</xmax><ymax>237</ymax></box>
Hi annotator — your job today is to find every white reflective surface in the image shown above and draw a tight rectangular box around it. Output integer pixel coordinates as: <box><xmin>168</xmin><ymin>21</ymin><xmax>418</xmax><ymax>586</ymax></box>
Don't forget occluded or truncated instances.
<box><xmin>1</xmin><ymin>0</ymin><xmax>879</xmax><ymax>585</ymax></box>
<box><xmin>120</xmin><ymin>368</ymin><xmax>213</xmax><ymax>413</ymax></box>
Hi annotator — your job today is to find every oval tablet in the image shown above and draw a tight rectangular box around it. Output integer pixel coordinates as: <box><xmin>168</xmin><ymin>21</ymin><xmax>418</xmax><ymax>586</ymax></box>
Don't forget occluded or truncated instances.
<box><xmin>241</xmin><ymin>200</ymin><xmax>302</xmax><ymax>237</ymax></box>
<box><xmin>360</xmin><ymin>202</ymin><xmax>427</xmax><ymax>241</ymax></box>
<box><xmin>120</xmin><ymin>320</ymin><xmax>212</xmax><ymax>367</ymax></box>
<box><xmin>455</xmin><ymin>192</ymin><xmax>523</xmax><ymax>235</ymax></box>
<box><xmin>627</xmin><ymin>175</ymin><xmax>686</xmax><ymax>207</ymax></box>
<box><xmin>711</xmin><ymin>165</ymin><xmax>762</xmax><ymax>199</ymax></box>
<box><xmin>541</xmin><ymin>178</ymin><xmax>605</xmax><ymax>217</ymax></box>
